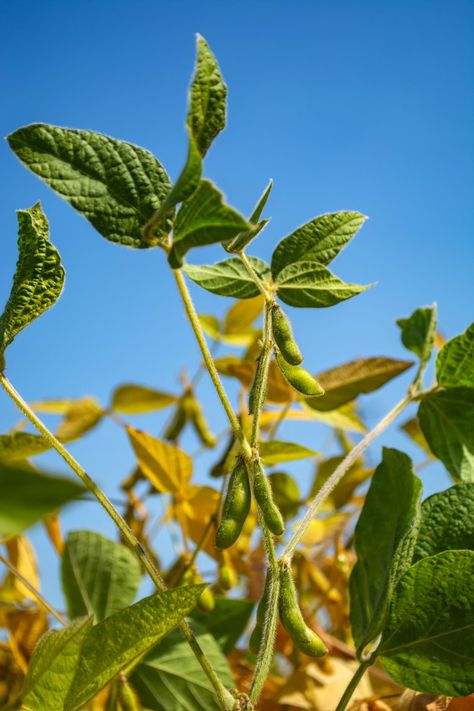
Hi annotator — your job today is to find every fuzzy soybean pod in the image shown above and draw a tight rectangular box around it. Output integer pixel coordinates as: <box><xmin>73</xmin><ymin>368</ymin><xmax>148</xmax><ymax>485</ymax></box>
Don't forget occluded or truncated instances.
<box><xmin>248</xmin><ymin>351</ymin><xmax>268</xmax><ymax>415</ymax></box>
<box><xmin>188</xmin><ymin>397</ymin><xmax>217</xmax><ymax>448</ymax></box>
<box><xmin>249</xmin><ymin>569</ymin><xmax>272</xmax><ymax>654</ymax></box>
<box><xmin>215</xmin><ymin>456</ymin><xmax>251</xmax><ymax>549</ymax></box>
<box><xmin>164</xmin><ymin>402</ymin><xmax>187</xmax><ymax>442</ymax></box>
<box><xmin>253</xmin><ymin>457</ymin><xmax>285</xmax><ymax>536</ymax></box>
<box><xmin>117</xmin><ymin>677</ymin><xmax>140</xmax><ymax>711</ymax></box>
<box><xmin>278</xmin><ymin>562</ymin><xmax>328</xmax><ymax>657</ymax></box>
<box><xmin>275</xmin><ymin>351</ymin><xmax>324</xmax><ymax>397</ymax></box>
<box><xmin>271</xmin><ymin>304</ymin><xmax>303</xmax><ymax>365</ymax></box>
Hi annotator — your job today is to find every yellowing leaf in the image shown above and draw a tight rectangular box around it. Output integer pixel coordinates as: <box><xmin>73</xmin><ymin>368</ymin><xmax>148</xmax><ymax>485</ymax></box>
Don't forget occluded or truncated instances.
<box><xmin>5</xmin><ymin>536</ymin><xmax>40</xmax><ymax>603</ymax></box>
<box><xmin>56</xmin><ymin>397</ymin><xmax>104</xmax><ymax>442</ymax></box>
<box><xmin>302</xmin><ymin>401</ymin><xmax>367</xmax><ymax>432</ymax></box>
<box><xmin>0</xmin><ymin>432</ymin><xmax>51</xmax><ymax>461</ymax></box>
<box><xmin>215</xmin><ymin>356</ymin><xmax>293</xmax><ymax>403</ymax></box>
<box><xmin>223</xmin><ymin>295</ymin><xmax>264</xmax><ymax>334</ymax></box>
<box><xmin>111</xmin><ymin>384</ymin><xmax>177</xmax><ymax>414</ymax></box>
<box><xmin>259</xmin><ymin>441</ymin><xmax>318</xmax><ymax>465</ymax></box>
<box><xmin>299</xmin><ymin>514</ymin><xmax>350</xmax><ymax>547</ymax></box>
<box><xmin>127</xmin><ymin>427</ymin><xmax>192</xmax><ymax>495</ymax></box>
<box><xmin>178</xmin><ymin>485</ymin><xmax>220</xmax><ymax>559</ymax></box>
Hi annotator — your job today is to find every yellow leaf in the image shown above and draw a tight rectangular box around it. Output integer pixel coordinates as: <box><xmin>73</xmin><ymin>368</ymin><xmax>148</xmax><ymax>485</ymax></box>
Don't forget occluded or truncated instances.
<box><xmin>5</xmin><ymin>536</ymin><xmax>40</xmax><ymax>603</ymax></box>
<box><xmin>56</xmin><ymin>396</ymin><xmax>104</xmax><ymax>442</ymax></box>
<box><xmin>299</xmin><ymin>514</ymin><xmax>350</xmax><ymax>547</ymax></box>
<box><xmin>223</xmin><ymin>295</ymin><xmax>264</xmax><ymax>333</ymax></box>
<box><xmin>111</xmin><ymin>384</ymin><xmax>177</xmax><ymax>414</ymax></box>
<box><xmin>215</xmin><ymin>356</ymin><xmax>293</xmax><ymax>403</ymax></box>
<box><xmin>7</xmin><ymin>608</ymin><xmax>48</xmax><ymax>672</ymax></box>
<box><xmin>127</xmin><ymin>426</ymin><xmax>192</xmax><ymax>495</ymax></box>
<box><xmin>178</xmin><ymin>485</ymin><xmax>220</xmax><ymax>558</ymax></box>
<box><xmin>302</xmin><ymin>401</ymin><xmax>367</xmax><ymax>433</ymax></box>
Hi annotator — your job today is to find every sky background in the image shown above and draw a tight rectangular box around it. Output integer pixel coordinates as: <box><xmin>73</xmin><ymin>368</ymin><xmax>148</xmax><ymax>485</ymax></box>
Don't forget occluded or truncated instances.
<box><xmin>1</xmin><ymin>0</ymin><xmax>473</xmax><ymax>608</ymax></box>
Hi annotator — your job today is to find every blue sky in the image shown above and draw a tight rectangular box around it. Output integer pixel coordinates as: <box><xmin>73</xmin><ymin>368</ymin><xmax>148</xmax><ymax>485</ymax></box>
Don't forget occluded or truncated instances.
<box><xmin>1</xmin><ymin>1</ymin><xmax>473</xmax><ymax>606</ymax></box>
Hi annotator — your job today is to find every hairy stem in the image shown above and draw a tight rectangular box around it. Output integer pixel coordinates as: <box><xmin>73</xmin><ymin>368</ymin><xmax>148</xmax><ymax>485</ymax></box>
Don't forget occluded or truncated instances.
<box><xmin>335</xmin><ymin>660</ymin><xmax>370</xmax><ymax>711</ymax></box>
<box><xmin>249</xmin><ymin>568</ymin><xmax>280</xmax><ymax>703</ymax></box>
<box><xmin>250</xmin><ymin>303</ymin><xmax>273</xmax><ymax>447</ymax></box>
<box><xmin>0</xmin><ymin>553</ymin><xmax>66</xmax><ymax>626</ymax></box>
<box><xmin>0</xmin><ymin>374</ymin><xmax>234</xmax><ymax>711</ymax></box>
<box><xmin>283</xmin><ymin>393</ymin><xmax>412</xmax><ymax>559</ymax></box>
<box><xmin>239</xmin><ymin>252</ymin><xmax>272</xmax><ymax>300</ymax></box>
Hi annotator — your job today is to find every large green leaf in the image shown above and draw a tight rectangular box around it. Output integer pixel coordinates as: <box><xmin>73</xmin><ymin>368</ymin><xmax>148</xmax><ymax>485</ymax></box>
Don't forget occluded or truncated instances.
<box><xmin>0</xmin><ymin>431</ymin><xmax>51</xmax><ymax>461</ymax></box>
<box><xmin>275</xmin><ymin>260</ymin><xmax>370</xmax><ymax>308</ymax></box>
<box><xmin>0</xmin><ymin>203</ymin><xmax>64</xmax><ymax>368</ymax></box>
<box><xmin>396</xmin><ymin>305</ymin><xmax>437</xmax><ymax>386</ymax></box>
<box><xmin>258</xmin><ymin>440</ymin><xmax>317</xmax><ymax>465</ymax></box>
<box><xmin>187</xmin><ymin>35</ymin><xmax>227</xmax><ymax>157</ymax></box>
<box><xmin>418</xmin><ymin>387</ymin><xmax>474</xmax><ymax>482</ymax></box>
<box><xmin>349</xmin><ymin>448</ymin><xmax>422</xmax><ymax>655</ymax></box>
<box><xmin>271</xmin><ymin>211</ymin><xmax>367</xmax><ymax>278</ymax></box>
<box><xmin>0</xmin><ymin>463</ymin><xmax>84</xmax><ymax>536</ymax></box>
<box><xmin>306</xmin><ymin>357</ymin><xmax>413</xmax><ymax>412</ymax></box>
<box><xmin>184</xmin><ymin>257</ymin><xmax>270</xmax><ymax>298</ymax></box>
<box><xmin>22</xmin><ymin>617</ymin><xmax>93</xmax><ymax>711</ymax></box>
<box><xmin>380</xmin><ymin>550</ymin><xmax>474</xmax><ymax>697</ymax></box>
<box><xmin>8</xmin><ymin>124</ymin><xmax>173</xmax><ymax>248</ymax></box>
<box><xmin>111</xmin><ymin>384</ymin><xmax>178</xmax><ymax>414</ymax></box>
<box><xmin>64</xmin><ymin>586</ymin><xmax>205</xmax><ymax>711</ymax></box>
<box><xmin>61</xmin><ymin>530</ymin><xmax>142</xmax><ymax>621</ymax></box>
<box><xmin>131</xmin><ymin>626</ymin><xmax>233</xmax><ymax>710</ymax></box>
<box><xmin>436</xmin><ymin>322</ymin><xmax>474</xmax><ymax>389</ymax></box>
<box><xmin>168</xmin><ymin>180</ymin><xmax>250</xmax><ymax>268</ymax></box>
<box><xmin>190</xmin><ymin>596</ymin><xmax>254</xmax><ymax>653</ymax></box>
<box><xmin>413</xmin><ymin>484</ymin><xmax>474</xmax><ymax>562</ymax></box>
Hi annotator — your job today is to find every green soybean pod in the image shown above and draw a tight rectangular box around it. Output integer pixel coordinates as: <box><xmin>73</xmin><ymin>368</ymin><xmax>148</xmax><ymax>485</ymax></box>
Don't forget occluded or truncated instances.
<box><xmin>117</xmin><ymin>677</ymin><xmax>140</xmax><ymax>711</ymax></box>
<box><xmin>248</xmin><ymin>351</ymin><xmax>268</xmax><ymax>415</ymax></box>
<box><xmin>271</xmin><ymin>304</ymin><xmax>303</xmax><ymax>365</ymax></box>
<box><xmin>188</xmin><ymin>397</ymin><xmax>217</xmax><ymax>448</ymax></box>
<box><xmin>249</xmin><ymin>569</ymin><xmax>272</xmax><ymax>654</ymax></box>
<box><xmin>164</xmin><ymin>402</ymin><xmax>187</xmax><ymax>442</ymax></box>
<box><xmin>275</xmin><ymin>352</ymin><xmax>324</xmax><ymax>397</ymax></box>
<box><xmin>278</xmin><ymin>562</ymin><xmax>328</xmax><ymax>657</ymax></box>
<box><xmin>215</xmin><ymin>457</ymin><xmax>251</xmax><ymax>549</ymax></box>
<box><xmin>253</xmin><ymin>457</ymin><xmax>285</xmax><ymax>536</ymax></box>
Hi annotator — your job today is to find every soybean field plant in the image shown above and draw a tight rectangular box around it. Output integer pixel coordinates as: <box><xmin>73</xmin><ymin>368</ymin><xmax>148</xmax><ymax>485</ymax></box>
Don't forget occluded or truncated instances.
<box><xmin>1</xmin><ymin>35</ymin><xmax>473</xmax><ymax>711</ymax></box>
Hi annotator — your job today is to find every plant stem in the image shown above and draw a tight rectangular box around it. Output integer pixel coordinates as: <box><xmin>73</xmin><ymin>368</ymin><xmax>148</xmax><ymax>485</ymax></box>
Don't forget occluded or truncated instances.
<box><xmin>0</xmin><ymin>553</ymin><xmax>66</xmax><ymax>626</ymax></box>
<box><xmin>239</xmin><ymin>252</ymin><xmax>272</xmax><ymax>300</ymax></box>
<box><xmin>283</xmin><ymin>393</ymin><xmax>412</xmax><ymax>559</ymax></box>
<box><xmin>250</xmin><ymin>303</ymin><xmax>273</xmax><ymax>447</ymax></box>
<box><xmin>335</xmin><ymin>660</ymin><xmax>370</xmax><ymax>711</ymax></box>
<box><xmin>0</xmin><ymin>374</ymin><xmax>234</xmax><ymax>711</ymax></box>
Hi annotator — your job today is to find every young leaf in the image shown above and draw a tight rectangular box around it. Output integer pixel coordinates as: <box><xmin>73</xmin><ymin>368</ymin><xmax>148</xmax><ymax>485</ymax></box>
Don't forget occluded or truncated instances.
<box><xmin>189</xmin><ymin>596</ymin><xmax>254</xmax><ymax>654</ymax></box>
<box><xmin>271</xmin><ymin>211</ymin><xmax>367</xmax><ymax>278</ymax></box>
<box><xmin>396</xmin><ymin>304</ymin><xmax>437</xmax><ymax>385</ymax></box>
<box><xmin>22</xmin><ymin>617</ymin><xmax>94</xmax><ymax>711</ymax></box>
<box><xmin>55</xmin><ymin>397</ymin><xmax>104</xmax><ymax>442</ymax></box>
<box><xmin>61</xmin><ymin>530</ymin><xmax>141</xmax><ymax>621</ymax></box>
<box><xmin>8</xmin><ymin>124</ymin><xmax>173</xmax><ymax>248</ymax></box>
<box><xmin>436</xmin><ymin>322</ymin><xmax>474</xmax><ymax>389</ymax></box>
<box><xmin>380</xmin><ymin>550</ymin><xmax>474</xmax><ymax>697</ymax></box>
<box><xmin>0</xmin><ymin>431</ymin><xmax>51</xmax><ymax>461</ymax></box>
<box><xmin>187</xmin><ymin>35</ymin><xmax>227</xmax><ymax>157</ymax></box>
<box><xmin>0</xmin><ymin>203</ymin><xmax>64</xmax><ymax>369</ymax></box>
<box><xmin>225</xmin><ymin>179</ymin><xmax>273</xmax><ymax>252</ymax></box>
<box><xmin>306</xmin><ymin>357</ymin><xmax>413</xmax><ymax>412</ymax></box>
<box><xmin>131</xmin><ymin>626</ymin><xmax>234</xmax><ymax>710</ymax></box>
<box><xmin>127</xmin><ymin>426</ymin><xmax>192</xmax><ymax>495</ymax></box>
<box><xmin>168</xmin><ymin>180</ymin><xmax>250</xmax><ymax>268</ymax></box>
<box><xmin>184</xmin><ymin>257</ymin><xmax>270</xmax><ymax>298</ymax></box>
<box><xmin>111</xmin><ymin>384</ymin><xmax>178</xmax><ymax>414</ymax></box>
<box><xmin>418</xmin><ymin>387</ymin><xmax>474</xmax><ymax>482</ymax></box>
<box><xmin>349</xmin><ymin>448</ymin><xmax>422</xmax><ymax>655</ymax></box>
<box><xmin>275</xmin><ymin>260</ymin><xmax>370</xmax><ymax>308</ymax></box>
<box><xmin>258</xmin><ymin>440</ymin><xmax>317</xmax><ymax>465</ymax></box>
<box><xmin>64</xmin><ymin>586</ymin><xmax>205</xmax><ymax>711</ymax></box>
<box><xmin>0</xmin><ymin>463</ymin><xmax>84</xmax><ymax>536</ymax></box>
<box><xmin>413</xmin><ymin>484</ymin><xmax>474</xmax><ymax>562</ymax></box>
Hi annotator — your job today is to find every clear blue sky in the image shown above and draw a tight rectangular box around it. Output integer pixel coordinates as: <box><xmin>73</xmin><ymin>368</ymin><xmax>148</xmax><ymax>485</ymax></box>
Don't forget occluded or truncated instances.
<box><xmin>1</xmin><ymin>1</ymin><xmax>473</xmax><ymax>606</ymax></box>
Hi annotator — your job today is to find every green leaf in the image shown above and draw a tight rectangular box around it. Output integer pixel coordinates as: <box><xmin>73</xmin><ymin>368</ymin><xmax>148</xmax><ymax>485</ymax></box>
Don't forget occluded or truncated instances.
<box><xmin>189</xmin><ymin>596</ymin><xmax>254</xmax><ymax>654</ymax></box>
<box><xmin>436</xmin><ymin>322</ymin><xmax>474</xmax><ymax>389</ymax></box>
<box><xmin>184</xmin><ymin>257</ymin><xmax>270</xmax><ymax>298</ymax></box>
<box><xmin>258</xmin><ymin>440</ymin><xmax>317</xmax><ymax>466</ymax></box>
<box><xmin>168</xmin><ymin>180</ymin><xmax>250</xmax><ymax>268</ymax></box>
<box><xmin>396</xmin><ymin>304</ymin><xmax>437</xmax><ymax>384</ymax></box>
<box><xmin>271</xmin><ymin>211</ymin><xmax>367</xmax><ymax>278</ymax></box>
<box><xmin>0</xmin><ymin>431</ymin><xmax>51</xmax><ymax>461</ymax></box>
<box><xmin>302</xmin><ymin>400</ymin><xmax>367</xmax><ymax>432</ymax></box>
<box><xmin>22</xmin><ymin>617</ymin><xmax>94</xmax><ymax>711</ymax></box>
<box><xmin>225</xmin><ymin>179</ymin><xmax>273</xmax><ymax>252</ymax></box>
<box><xmin>0</xmin><ymin>203</ymin><xmax>64</xmax><ymax>368</ymax></box>
<box><xmin>0</xmin><ymin>463</ymin><xmax>84</xmax><ymax>536</ymax></box>
<box><xmin>268</xmin><ymin>472</ymin><xmax>301</xmax><ymax>520</ymax></box>
<box><xmin>64</xmin><ymin>585</ymin><xmax>205</xmax><ymax>711</ymax></box>
<box><xmin>131</xmin><ymin>626</ymin><xmax>233</xmax><ymax>710</ymax></box>
<box><xmin>418</xmin><ymin>387</ymin><xmax>474</xmax><ymax>482</ymax></box>
<box><xmin>380</xmin><ymin>550</ymin><xmax>474</xmax><ymax>697</ymax></box>
<box><xmin>8</xmin><ymin>124</ymin><xmax>173</xmax><ymax>248</ymax></box>
<box><xmin>275</xmin><ymin>260</ymin><xmax>370</xmax><ymax>308</ymax></box>
<box><xmin>413</xmin><ymin>484</ymin><xmax>474</xmax><ymax>562</ymax></box>
<box><xmin>306</xmin><ymin>357</ymin><xmax>413</xmax><ymax>412</ymax></box>
<box><xmin>61</xmin><ymin>530</ymin><xmax>141</xmax><ymax>622</ymax></box>
<box><xmin>187</xmin><ymin>35</ymin><xmax>227</xmax><ymax>157</ymax></box>
<box><xmin>349</xmin><ymin>448</ymin><xmax>422</xmax><ymax>655</ymax></box>
<box><xmin>111</xmin><ymin>384</ymin><xmax>178</xmax><ymax>414</ymax></box>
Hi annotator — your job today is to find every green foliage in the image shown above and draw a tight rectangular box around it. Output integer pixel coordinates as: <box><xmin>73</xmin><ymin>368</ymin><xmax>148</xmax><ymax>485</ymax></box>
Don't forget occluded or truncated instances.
<box><xmin>258</xmin><ymin>440</ymin><xmax>317</xmax><ymax>465</ymax></box>
<box><xmin>184</xmin><ymin>257</ymin><xmax>270</xmax><ymax>298</ymax></box>
<box><xmin>350</xmin><ymin>448</ymin><xmax>422</xmax><ymax>654</ymax></box>
<box><xmin>190</xmin><ymin>596</ymin><xmax>254</xmax><ymax>654</ymax></box>
<box><xmin>0</xmin><ymin>202</ymin><xmax>64</xmax><ymax>369</ymax></box>
<box><xmin>61</xmin><ymin>530</ymin><xmax>142</xmax><ymax>621</ymax></box>
<box><xmin>0</xmin><ymin>431</ymin><xmax>51</xmax><ymax>461</ymax></box>
<box><xmin>418</xmin><ymin>387</ymin><xmax>474</xmax><ymax>482</ymax></box>
<box><xmin>436</xmin><ymin>322</ymin><xmax>474</xmax><ymax>388</ymax></box>
<box><xmin>380</xmin><ymin>551</ymin><xmax>474</xmax><ymax>697</ymax></box>
<box><xmin>0</xmin><ymin>463</ymin><xmax>84</xmax><ymax>536</ymax></box>
<box><xmin>274</xmin><ymin>261</ymin><xmax>370</xmax><ymax>308</ymax></box>
<box><xmin>8</xmin><ymin>125</ymin><xmax>173</xmax><ymax>248</ymax></box>
<box><xmin>111</xmin><ymin>384</ymin><xmax>178</xmax><ymax>414</ymax></box>
<box><xmin>397</xmin><ymin>304</ymin><xmax>437</xmax><ymax>385</ymax></box>
<box><xmin>225</xmin><ymin>179</ymin><xmax>273</xmax><ymax>252</ymax></box>
<box><xmin>267</xmin><ymin>472</ymin><xmax>301</xmax><ymax>520</ymax></box>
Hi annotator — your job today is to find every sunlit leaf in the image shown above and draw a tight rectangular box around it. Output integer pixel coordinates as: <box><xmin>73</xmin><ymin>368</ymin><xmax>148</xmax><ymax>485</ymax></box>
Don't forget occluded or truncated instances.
<box><xmin>275</xmin><ymin>260</ymin><xmax>371</xmax><ymax>308</ymax></box>
<box><xmin>301</xmin><ymin>401</ymin><xmax>367</xmax><ymax>432</ymax></box>
<box><xmin>300</xmin><ymin>513</ymin><xmax>351</xmax><ymax>547</ymax></box>
<box><xmin>310</xmin><ymin>456</ymin><xmax>372</xmax><ymax>509</ymax></box>
<box><xmin>400</xmin><ymin>416</ymin><xmax>432</xmax><ymax>456</ymax></box>
<box><xmin>267</xmin><ymin>472</ymin><xmax>301</xmax><ymax>520</ymax></box>
<box><xmin>436</xmin><ymin>322</ymin><xmax>474</xmax><ymax>389</ymax></box>
<box><xmin>225</xmin><ymin>179</ymin><xmax>273</xmax><ymax>252</ymax></box>
<box><xmin>259</xmin><ymin>440</ymin><xmax>317</xmax><ymax>465</ymax></box>
<box><xmin>0</xmin><ymin>432</ymin><xmax>51</xmax><ymax>461</ymax></box>
<box><xmin>127</xmin><ymin>426</ymin><xmax>192</xmax><ymax>495</ymax></box>
<box><xmin>111</xmin><ymin>384</ymin><xmax>177</xmax><ymax>414</ymax></box>
<box><xmin>184</xmin><ymin>257</ymin><xmax>270</xmax><ymax>298</ymax></box>
<box><xmin>397</xmin><ymin>304</ymin><xmax>437</xmax><ymax>384</ymax></box>
<box><xmin>190</xmin><ymin>597</ymin><xmax>254</xmax><ymax>653</ymax></box>
<box><xmin>4</xmin><ymin>535</ymin><xmax>40</xmax><ymax>604</ymax></box>
<box><xmin>56</xmin><ymin>397</ymin><xmax>104</xmax><ymax>442</ymax></box>
<box><xmin>223</xmin><ymin>295</ymin><xmax>263</xmax><ymax>333</ymax></box>
<box><xmin>214</xmin><ymin>355</ymin><xmax>293</xmax><ymax>403</ymax></box>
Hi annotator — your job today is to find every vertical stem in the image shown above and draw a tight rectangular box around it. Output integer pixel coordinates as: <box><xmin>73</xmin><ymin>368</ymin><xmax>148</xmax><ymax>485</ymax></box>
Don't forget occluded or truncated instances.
<box><xmin>239</xmin><ymin>252</ymin><xmax>271</xmax><ymax>300</ymax></box>
<box><xmin>0</xmin><ymin>374</ymin><xmax>234</xmax><ymax>711</ymax></box>
<box><xmin>250</xmin><ymin>302</ymin><xmax>273</xmax><ymax>447</ymax></box>
<box><xmin>249</xmin><ymin>568</ymin><xmax>280</xmax><ymax>703</ymax></box>
<box><xmin>335</xmin><ymin>661</ymin><xmax>370</xmax><ymax>711</ymax></box>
